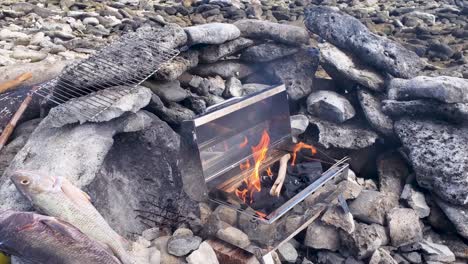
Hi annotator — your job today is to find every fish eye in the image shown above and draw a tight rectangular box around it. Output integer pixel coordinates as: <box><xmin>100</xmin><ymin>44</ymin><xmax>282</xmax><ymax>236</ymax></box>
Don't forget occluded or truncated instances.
<box><xmin>20</xmin><ymin>179</ymin><xmax>30</xmax><ymax>185</ymax></box>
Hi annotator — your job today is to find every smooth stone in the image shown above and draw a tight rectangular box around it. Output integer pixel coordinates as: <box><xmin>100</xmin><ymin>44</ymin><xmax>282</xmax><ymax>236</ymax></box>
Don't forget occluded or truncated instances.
<box><xmin>318</xmin><ymin>42</ymin><xmax>385</xmax><ymax>92</ymax></box>
<box><xmin>143</xmin><ymin>80</ymin><xmax>188</xmax><ymax>103</ymax></box>
<box><xmin>349</xmin><ymin>190</ymin><xmax>396</xmax><ymax>225</ymax></box>
<box><xmin>190</xmin><ymin>60</ymin><xmax>255</xmax><ymax>79</ymax></box>
<box><xmin>394</xmin><ymin>118</ymin><xmax>468</xmax><ymax>206</ymax></box>
<box><xmin>11</xmin><ymin>48</ymin><xmax>47</xmax><ymax>62</ymax></box>
<box><xmin>387</xmin><ymin>208</ymin><xmax>423</xmax><ymax>247</ymax></box>
<box><xmin>234</xmin><ymin>19</ymin><xmax>309</xmax><ymax>45</ymax></box>
<box><xmin>223</xmin><ymin>76</ymin><xmax>243</xmax><ymax>98</ymax></box>
<box><xmin>184</xmin><ymin>23</ymin><xmax>240</xmax><ymax>45</ymax></box>
<box><xmin>306</xmin><ymin>90</ymin><xmax>356</xmax><ymax>123</ymax></box>
<box><xmin>290</xmin><ymin>114</ymin><xmax>309</xmax><ymax>137</ymax></box>
<box><xmin>340</xmin><ymin>223</ymin><xmax>389</xmax><ymax>259</ymax></box>
<box><xmin>308</xmin><ymin>116</ymin><xmax>379</xmax><ymax>150</ymax></box>
<box><xmin>241</xmin><ymin>83</ymin><xmax>271</xmax><ymax>95</ymax></box>
<box><xmin>142</xmin><ymin>228</ymin><xmax>160</xmax><ymax>241</ymax></box>
<box><xmin>240</xmin><ymin>43</ymin><xmax>298</xmax><ymax>62</ymax></box>
<box><xmin>147</xmin><ymin>94</ymin><xmax>196</xmax><ymax>126</ymax></box>
<box><xmin>388</xmin><ymin>76</ymin><xmax>468</xmax><ymax>104</ymax></box>
<box><xmin>304</xmin><ymin>7</ymin><xmax>425</xmax><ymax>78</ymax></box>
<box><xmin>400</xmin><ymin>184</ymin><xmax>430</xmax><ymax>218</ymax></box>
<box><xmin>199</xmin><ymin>37</ymin><xmax>254</xmax><ymax>63</ymax></box>
<box><xmin>304</xmin><ymin>220</ymin><xmax>341</xmax><ymax>251</ymax></box>
<box><xmin>216</xmin><ymin>226</ymin><xmax>250</xmax><ymax>248</ymax></box>
<box><xmin>82</xmin><ymin>17</ymin><xmax>100</xmax><ymax>26</ymax></box>
<box><xmin>154</xmin><ymin>236</ymin><xmax>185</xmax><ymax>264</ymax></box>
<box><xmin>173</xmin><ymin>228</ymin><xmax>193</xmax><ymax>237</ymax></box>
<box><xmin>277</xmin><ymin>242</ymin><xmax>298</xmax><ymax>263</ymax></box>
<box><xmin>167</xmin><ymin>235</ymin><xmax>202</xmax><ymax>257</ymax></box>
<box><xmin>382</xmin><ymin>99</ymin><xmax>468</xmax><ymax>124</ymax></box>
<box><xmin>357</xmin><ymin>89</ymin><xmax>394</xmax><ymax>137</ymax></box>
<box><xmin>186</xmin><ymin>241</ymin><xmax>219</xmax><ymax>264</ymax></box>
<box><xmin>0</xmin><ymin>29</ymin><xmax>28</xmax><ymax>40</ymax></box>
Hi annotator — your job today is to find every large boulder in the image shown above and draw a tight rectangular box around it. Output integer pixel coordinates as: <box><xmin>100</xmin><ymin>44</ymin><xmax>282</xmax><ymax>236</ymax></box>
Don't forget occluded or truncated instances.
<box><xmin>394</xmin><ymin>118</ymin><xmax>468</xmax><ymax>206</ymax></box>
<box><xmin>304</xmin><ymin>7</ymin><xmax>425</xmax><ymax>78</ymax></box>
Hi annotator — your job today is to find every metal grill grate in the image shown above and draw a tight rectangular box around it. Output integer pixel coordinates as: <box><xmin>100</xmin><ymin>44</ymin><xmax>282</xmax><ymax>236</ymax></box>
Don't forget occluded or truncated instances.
<box><xmin>35</xmin><ymin>28</ymin><xmax>179</xmax><ymax>121</ymax></box>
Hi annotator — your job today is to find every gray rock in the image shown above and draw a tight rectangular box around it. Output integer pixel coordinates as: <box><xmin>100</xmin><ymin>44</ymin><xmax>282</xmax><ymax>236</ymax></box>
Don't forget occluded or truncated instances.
<box><xmin>394</xmin><ymin>119</ymin><xmax>468</xmax><ymax>206</ymax></box>
<box><xmin>369</xmin><ymin>248</ymin><xmax>398</xmax><ymax>264</ymax></box>
<box><xmin>234</xmin><ymin>19</ymin><xmax>309</xmax><ymax>46</ymax></box>
<box><xmin>83</xmin><ymin>17</ymin><xmax>99</xmax><ymax>26</ymax></box>
<box><xmin>388</xmin><ymin>76</ymin><xmax>468</xmax><ymax>104</ymax></box>
<box><xmin>377</xmin><ymin>152</ymin><xmax>409</xmax><ymax>199</ymax></box>
<box><xmin>183</xmin><ymin>94</ymin><xmax>207</xmax><ymax>114</ymax></box>
<box><xmin>185</xmin><ymin>23</ymin><xmax>240</xmax><ymax>45</ymax></box>
<box><xmin>142</xmin><ymin>228</ymin><xmax>160</xmax><ymax>241</ymax></box>
<box><xmin>173</xmin><ymin>228</ymin><xmax>193</xmax><ymax>237</ymax></box>
<box><xmin>216</xmin><ymin>226</ymin><xmax>250</xmax><ymax>248</ymax></box>
<box><xmin>167</xmin><ymin>235</ymin><xmax>202</xmax><ymax>257</ymax></box>
<box><xmin>191</xmin><ymin>60</ymin><xmax>255</xmax><ymax>79</ymax></box>
<box><xmin>340</xmin><ymin>223</ymin><xmax>389</xmax><ymax>259</ymax></box>
<box><xmin>140</xmin><ymin>23</ymin><xmax>187</xmax><ymax>49</ymax></box>
<box><xmin>186</xmin><ymin>241</ymin><xmax>219</xmax><ymax>264</ymax></box>
<box><xmin>304</xmin><ymin>7</ymin><xmax>425</xmax><ymax>78</ymax></box>
<box><xmin>349</xmin><ymin>190</ymin><xmax>396</xmax><ymax>225</ymax></box>
<box><xmin>357</xmin><ymin>89</ymin><xmax>394</xmax><ymax>137</ymax></box>
<box><xmin>419</xmin><ymin>240</ymin><xmax>456</xmax><ymax>263</ymax></box>
<box><xmin>199</xmin><ymin>37</ymin><xmax>254</xmax><ymax>63</ymax></box>
<box><xmin>147</xmin><ymin>94</ymin><xmax>195</xmax><ymax>126</ymax></box>
<box><xmin>434</xmin><ymin>198</ymin><xmax>468</xmax><ymax>239</ymax></box>
<box><xmin>387</xmin><ymin>208</ymin><xmax>423</xmax><ymax>247</ymax></box>
<box><xmin>0</xmin><ymin>29</ymin><xmax>28</xmax><ymax>40</ymax></box>
<box><xmin>317</xmin><ymin>251</ymin><xmax>345</xmax><ymax>264</ymax></box>
<box><xmin>277</xmin><ymin>242</ymin><xmax>298</xmax><ymax>263</ymax></box>
<box><xmin>319</xmin><ymin>43</ymin><xmax>385</xmax><ymax>92</ymax></box>
<box><xmin>400</xmin><ymin>185</ymin><xmax>430</xmax><ymax>218</ymax></box>
<box><xmin>304</xmin><ymin>220</ymin><xmax>341</xmax><ymax>251</ymax></box>
<box><xmin>154</xmin><ymin>50</ymin><xmax>199</xmax><ymax>81</ymax></box>
<box><xmin>290</xmin><ymin>114</ymin><xmax>309</xmax><ymax>137</ymax></box>
<box><xmin>344</xmin><ymin>257</ymin><xmax>364</xmax><ymax>264</ymax></box>
<box><xmin>308</xmin><ymin>116</ymin><xmax>378</xmax><ymax>150</ymax></box>
<box><xmin>143</xmin><ymin>80</ymin><xmax>188</xmax><ymax>103</ymax></box>
<box><xmin>267</xmin><ymin>50</ymin><xmax>319</xmax><ymax>100</ymax></box>
<box><xmin>223</xmin><ymin>76</ymin><xmax>243</xmax><ymax>98</ymax></box>
<box><xmin>213</xmin><ymin>206</ymin><xmax>237</xmax><ymax>226</ymax></box>
<box><xmin>240</xmin><ymin>43</ymin><xmax>298</xmax><ymax>62</ymax></box>
<box><xmin>307</xmin><ymin>90</ymin><xmax>356</xmax><ymax>123</ymax></box>
<box><xmin>154</xmin><ymin>236</ymin><xmax>185</xmax><ymax>264</ymax></box>
<box><xmin>321</xmin><ymin>205</ymin><xmax>355</xmax><ymax>234</ymax></box>
<box><xmin>381</xmin><ymin>100</ymin><xmax>468</xmax><ymax>124</ymax></box>
<box><xmin>401</xmin><ymin>252</ymin><xmax>422</xmax><ymax>263</ymax></box>
<box><xmin>11</xmin><ymin>48</ymin><xmax>47</xmax><ymax>62</ymax></box>
<box><xmin>242</xmin><ymin>83</ymin><xmax>271</xmax><ymax>95</ymax></box>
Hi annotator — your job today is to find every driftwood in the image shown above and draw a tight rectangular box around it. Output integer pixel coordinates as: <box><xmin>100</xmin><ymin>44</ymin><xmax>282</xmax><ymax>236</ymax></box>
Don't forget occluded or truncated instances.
<box><xmin>0</xmin><ymin>85</ymin><xmax>42</xmax><ymax>133</ymax></box>
<box><xmin>270</xmin><ymin>153</ymin><xmax>291</xmax><ymax>197</ymax></box>
<box><xmin>0</xmin><ymin>72</ymin><xmax>32</xmax><ymax>94</ymax></box>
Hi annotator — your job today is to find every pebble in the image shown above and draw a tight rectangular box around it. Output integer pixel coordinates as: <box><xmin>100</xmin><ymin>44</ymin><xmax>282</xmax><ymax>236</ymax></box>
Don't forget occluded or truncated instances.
<box><xmin>186</xmin><ymin>241</ymin><xmax>219</xmax><ymax>264</ymax></box>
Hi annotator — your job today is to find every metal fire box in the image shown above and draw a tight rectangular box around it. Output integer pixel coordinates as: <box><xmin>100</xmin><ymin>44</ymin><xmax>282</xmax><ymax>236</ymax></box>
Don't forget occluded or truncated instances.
<box><xmin>180</xmin><ymin>85</ymin><xmax>349</xmax><ymax>256</ymax></box>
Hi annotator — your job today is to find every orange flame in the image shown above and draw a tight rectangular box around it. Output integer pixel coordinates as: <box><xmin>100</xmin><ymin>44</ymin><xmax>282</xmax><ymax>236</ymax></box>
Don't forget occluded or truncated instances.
<box><xmin>239</xmin><ymin>136</ymin><xmax>248</xmax><ymax>148</ymax></box>
<box><xmin>256</xmin><ymin>211</ymin><xmax>267</xmax><ymax>219</ymax></box>
<box><xmin>240</xmin><ymin>160</ymin><xmax>251</xmax><ymax>170</ymax></box>
<box><xmin>235</xmin><ymin>129</ymin><xmax>271</xmax><ymax>204</ymax></box>
<box><xmin>291</xmin><ymin>142</ymin><xmax>317</xmax><ymax>166</ymax></box>
<box><xmin>266</xmin><ymin>167</ymin><xmax>273</xmax><ymax>177</ymax></box>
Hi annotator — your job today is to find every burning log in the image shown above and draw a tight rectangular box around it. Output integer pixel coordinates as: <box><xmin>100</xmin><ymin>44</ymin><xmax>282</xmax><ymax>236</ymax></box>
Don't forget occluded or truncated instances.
<box><xmin>270</xmin><ymin>153</ymin><xmax>291</xmax><ymax>197</ymax></box>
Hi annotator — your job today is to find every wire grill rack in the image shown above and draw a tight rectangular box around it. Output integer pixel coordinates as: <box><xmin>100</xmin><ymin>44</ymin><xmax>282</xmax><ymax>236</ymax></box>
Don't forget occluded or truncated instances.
<box><xmin>34</xmin><ymin>28</ymin><xmax>179</xmax><ymax>121</ymax></box>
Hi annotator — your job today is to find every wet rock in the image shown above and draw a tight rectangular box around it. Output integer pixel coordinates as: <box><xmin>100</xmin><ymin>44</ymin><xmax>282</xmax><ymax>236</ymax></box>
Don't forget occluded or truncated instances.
<box><xmin>357</xmin><ymin>89</ymin><xmax>393</xmax><ymax>137</ymax></box>
<box><xmin>304</xmin><ymin>7</ymin><xmax>425</xmax><ymax>78</ymax></box>
<box><xmin>199</xmin><ymin>37</ymin><xmax>254</xmax><ymax>63</ymax></box>
<box><xmin>321</xmin><ymin>205</ymin><xmax>355</xmax><ymax>234</ymax></box>
<box><xmin>268</xmin><ymin>50</ymin><xmax>319</xmax><ymax>100</ymax></box>
<box><xmin>143</xmin><ymin>80</ymin><xmax>188</xmax><ymax>103</ymax></box>
<box><xmin>308</xmin><ymin>116</ymin><xmax>378</xmax><ymax>150</ymax></box>
<box><xmin>290</xmin><ymin>114</ymin><xmax>309</xmax><ymax>137</ymax></box>
<box><xmin>277</xmin><ymin>242</ymin><xmax>298</xmax><ymax>263</ymax></box>
<box><xmin>319</xmin><ymin>43</ymin><xmax>385</xmax><ymax>92</ymax></box>
<box><xmin>382</xmin><ymin>100</ymin><xmax>468</xmax><ymax>124</ymax></box>
<box><xmin>305</xmin><ymin>220</ymin><xmax>340</xmax><ymax>251</ymax></box>
<box><xmin>186</xmin><ymin>241</ymin><xmax>219</xmax><ymax>264</ymax></box>
<box><xmin>240</xmin><ymin>43</ymin><xmax>298</xmax><ymax>62</ymax></box>
<box><xmin>387</xmin><ymin>208</ymin><xmax>423</xmax><ymax>247</ymax></box>
<box><xmin>184</xmin><ymin>23</ymin><xmax>240</xmax><ymax>45</ymax></box>
<box><xmin>369</xmin><ymin>248</ymin><xmax>398</xmax><ymax>264</ymax></box>
<box><xmin>388</xmin><ymin>76</ymin><xmax>468</xmax><ymax>104</ymax></box>
<box><xmin>419</xmin><ymin>240</ymin><xmax>456</xmax><ymax>263</ymax></box>
<box><xmin>377</xmin><ymin>152</ymin><xmax>409</xmax><ymax>199</ymax></box>
<box><xmin>147</xmin><ymin>94</ymin><xmax>196</xmax><ymax>126</ymax></box>
<box><xmin>191</xmin><ymin>60</ymin><xmax>255</xmax><ymax>79</ymax></box>
<box><xmin>154</xmin><ymin>50</ymin><xmax>199</xmax><ymax>81</ymax></box>
<box><xmin>400</xmin><ymin>185</ymin><xmax>430</xmax><ymax>218</ymax></box>
<box><xmin>223</xmin><ymin>76</ymin><xmax>243</xmax><ymax>97</ymax></box>
<box><xmin>349</xmin><ymin>190</ymin><xmax>396</xmax><ymax>225</ymax></box>
<box><xmin>317</xmin><ymin>251</ymin><xmax>345</xmax><ymax>264</ymax></box>
<box><xmin>394</xmin><ymin>118</ymin><xmax>468</xmax><ymax>206</ymax></box>
<box><xmin>307</xmin><ymin>90</ymin><xmax>356</xmax><ymax>123</ymax></box>
<box><xmin>167</xmin><ymin>235</ymin><xmax>202</xmax><ymax>256</ymax></box>
<box><xmin>340</xmin><ymin>223</ymin><xmax>389</xmax><ymax>259</ymax></box>
<box><xmin>216</xmin><ymin>226</ymin><xmax>250</xmax><ymax>248</ymax></box>
<box><xmin>434</xmin><ymin>198</ymin><xmax>468</xmax><ymax>239</ymax></box>
<box><xmin>234</xmin><ymin>19</ymin><xmax>309</xmax><ymax>45</ymax></box>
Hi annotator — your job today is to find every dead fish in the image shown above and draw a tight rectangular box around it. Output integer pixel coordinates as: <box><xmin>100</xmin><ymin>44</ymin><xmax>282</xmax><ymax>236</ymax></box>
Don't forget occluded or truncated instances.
<box><xmin>10</xmin><ymin>170</ymin><xmax>136</xmax><ymax>264</ymax></box>
<box><xmin>0</xmin><ymin>210</ymin><xmax>121</xmax><ymax>264</ymax></box>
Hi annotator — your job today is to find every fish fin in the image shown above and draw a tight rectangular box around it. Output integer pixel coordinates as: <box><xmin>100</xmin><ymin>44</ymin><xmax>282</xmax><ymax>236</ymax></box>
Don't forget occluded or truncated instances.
<box><xmin>39</xmin><ymin>218</ymin><xmax>79</xmax><ymax>241</ymax></box>
<box><xmin>60</xmin><ymin>178</ymin><xmax>92</xmax><ymax>206</ymax></box>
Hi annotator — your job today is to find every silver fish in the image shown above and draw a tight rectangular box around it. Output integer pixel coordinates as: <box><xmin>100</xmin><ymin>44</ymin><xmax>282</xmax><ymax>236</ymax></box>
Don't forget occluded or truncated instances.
<box><xmin>11</xmin><ymin>170</ymin><xmax>136</xmax><ymax>264</ymax></box>
<box><xmin>0</xmin><ymin>210</ymin><xmax>121</xmax><ymax>264</ymax></box>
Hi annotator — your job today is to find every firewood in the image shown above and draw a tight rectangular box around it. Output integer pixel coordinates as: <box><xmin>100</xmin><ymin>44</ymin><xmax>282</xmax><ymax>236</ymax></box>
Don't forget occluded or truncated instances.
<box><xmin>270</xmin><ymin>153</ymin><xmax>291</xmax><ymax>197</ymax></box>
<box><xmin>205</xmin><ymin>239</ymin><xmax>259</xmax><ymax>264</ymax></box>
<box><xmin>0</xmin><ymin>72</ymin><xmax>32</xmax><ymax>94</ymax></box>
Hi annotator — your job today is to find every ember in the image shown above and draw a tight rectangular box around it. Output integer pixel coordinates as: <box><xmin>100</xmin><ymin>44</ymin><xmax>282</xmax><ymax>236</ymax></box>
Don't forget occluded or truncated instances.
<box><xmin>291</xmin><ymin>142</ymin><xmax>317</xmax><ymax>166</ymax></box>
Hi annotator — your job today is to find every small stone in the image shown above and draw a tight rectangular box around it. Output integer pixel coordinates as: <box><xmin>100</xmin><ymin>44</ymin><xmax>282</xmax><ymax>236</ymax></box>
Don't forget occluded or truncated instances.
<box><xmin>216</xmin><ymin>226</ymin><xmax>250</xmax><ymax>248</ymax></box>
<box><xmin>419</xmin><ymin>240</ymin><xmax>456</xmax><ymax>263</ymax></box>
<box><xmin>304</xmin><ymin>220</ymin><xmax>340</xmax><ymax>251</ymax></box>
<box><xmin>349</xmin><ymin>190</ymin><xmax>396</xmax><ymax>225</ymax></box>
<box><xmin>321</xmin><ymin>205</ymin><xmax>355</xmax><ymax>234</ymax></box>
<box><xmin>184</xmin><ymin>23</ymin><xmax>240</xmax><ymax>45</ymax></box>
<box><xmin>317</xmin><ymin>251</ymin><xmax>345</xmax><ymax>264</ymax></box>
<box><xmin>213</xmin><ymin>206</ymin><xmax>237</xmax><ymax>226</ymax></box>
<box><xmin>223</xmin><ymin>76</ymin><xmax>243</xmax><ymax>98</ymax></box>
<box><xmin>136</xmin><ymin>237</ymin><xmax>152</xmax><ymax>248</ymax></box>
<box><xmin>191</xmin><ymin>60</ymin><xmax>254</xmax><ymax>79</ymax></box>
<box><xmin>167</xmin><ymin>235</ymin><xmax>202</xmax><ymax>257</ymax></box>
<box><xmin>143</xmin><ymin>80</ymin><xmax>188</xmax><ymax>103</ymax></box>
<box><xmin>0</xmin><ymin>29</ymin><xmax>28</xmax><ymax>40</ymax></box>
<box><xmin>377</xmin><ymin>152</ymin><xmax>409</xmax><ymax>199</ymax></box>
<box><xmin>142</xmin><ymin>227</ymin><xmax>159</xmax><ymax>241</ymax></box>
<box><xmin>357</xmin><ymin>89</ymin><xmax>393</xmax><ymax>137</ymax></box>
<box><xmin>290</xmin><ymin>114</ymin><xmax>309</xmax><ymax>137</ymax></box>
<box><xmin>240</xmin><ymin>43</ymin><xmax>298</xmax><ymax>62</ymax></box>
<box><xmin>340</xmin><ymin>223</ymin><xmax>389</xmax><ymax>259</ymax></box>
<box><xmin>234</xmin><ymin>19</ymin><xmax>309</xmax><ymax>45</ymax></box>
<box><xmin>186</xmin><ymin>241</ymin><xmax>219</xmax><ymax>264</ymax></box>
<box><xmin>306</xmin><ymin>90</ymin><xmax>356</xmax><ymax>123</ymax></box>
<box><xmin>369</xmin><ymin>248</ymin><xmax>398</xmax><ymax>264</ymax></box>
<box><xmin>401</xmin><ymin>252</ymin><xmax>422</xmax><ymax>263</ymax></box>
<box><xmin>387</xmin><ymin>208</ymin><xmax>423</xmax><ymax>247</ymax></box>
<box><xmin>173</xmin><ymin>228</ymin><xmax>193</xmax><ymax>237</ymax></box>
<box><xmin>11</xmin><ymin>48</ymin><xmax>47</xmax><ymax>62</ymax></box>
<box><xmin>29</xmin><ymin>32</ymin><xmax>45</xmax><ymax>46</ymax></box>
<box><xmin>154</xmin><ymin>50</ymin><xmax>199</xmax><ymax>81</ymax></box>
<box><xmin>154</xmin><ymin>236</ymin><xmax>185</xmax><ymax>264</ymax></box>
<box><xmin>277</xmin><ymin>242</ymin><xmax>298</xmax><ymax>263</ymax></box>
<box><xmin>83</xmin><ymin>17</ymin><xmax>100</xmax><ymax>26</ymax></box>
<box><xmin>149</xmin><ymin>248</ymin><xmax>161</xmax><ymax>264</ymax></box>
<box><xmin>199</xmin><ymin>37</ymin><xmax>254</xmax><ymax>63</ymax></box>
<box><xmin>400</xmin><ymin>185</ymin><xmax>430</xmax><ymax>218</ymax></box>
<box><xmin>242</xmin><ymin>83</ymin><xmax>271</xmax><ymax>95</ymax></box>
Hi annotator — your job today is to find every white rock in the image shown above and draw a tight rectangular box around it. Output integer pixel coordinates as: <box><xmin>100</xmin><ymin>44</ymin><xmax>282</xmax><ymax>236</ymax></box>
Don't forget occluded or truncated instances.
<box><xmin>277</xmin><ymin>242</ymin><xmax>298</xmax><ymax>263</ymax></box>
<box><xmin>0</xmin><ymin>29</ymin><xmax>28</xmax><ymax>40</ymax></box>
<box><xmin>142</xmin><ymin>227</ymin><xmax>159</xmax><ymax>241</ymax></box>
<box><xmin>11</xmin><ymin>47</ymin><xmax>47</xmax><ymax>62</ymax></box>
<box><xmin>83</xmin><ymin>17</ymin><xmax>100</xmax><ymax>26</ymax></box>
<box><xmin>290</xmin><ymin>114</ymin><xmax>309</xmax><ymax>137</ymax></box>
<box><xmin>420</xmin><ymin>240</ymin><xmax>456</xmax><ymax>262</ymax></box>
<box><xmin>30</xmin><ymin>32</ymin><xmax>45</xmax><ymax>46</ymax></box>
<box><xmin>307</xmin><ymin>90</ymin><xmax>356</xmax><ymax>123</ymax></box>
<box><xmin>400</xmin><ymin>184</ymin><xmax>430</xmax><ymax>218</ymax></box>
<box><xmin>186</xmin><ymin>241</ymin><xmax>219</xmax><ymax>264</ymax></box>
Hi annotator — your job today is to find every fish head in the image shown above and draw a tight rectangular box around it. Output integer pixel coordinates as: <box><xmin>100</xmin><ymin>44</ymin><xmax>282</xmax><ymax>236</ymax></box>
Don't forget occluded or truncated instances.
<box><xmin>10</xmin><ymin>170</ymin><xmax>60</xmax><ymax>201</ymax></box>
